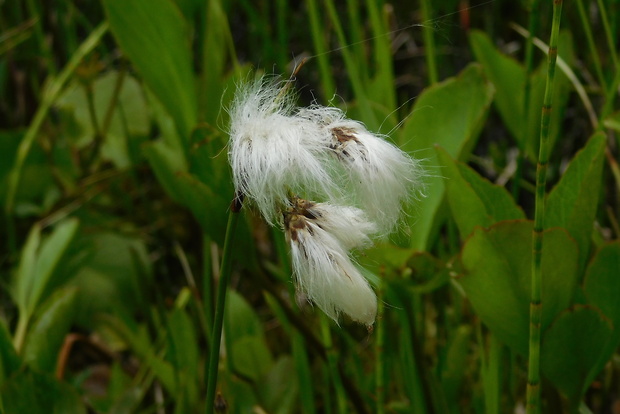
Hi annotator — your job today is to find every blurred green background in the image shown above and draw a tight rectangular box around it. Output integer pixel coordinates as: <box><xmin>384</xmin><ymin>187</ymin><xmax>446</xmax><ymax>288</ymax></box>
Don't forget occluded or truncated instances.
<box><xmin>1</xmin><ymin>0</ymin><xmax>619</xmax><ymax>413</ymax></box>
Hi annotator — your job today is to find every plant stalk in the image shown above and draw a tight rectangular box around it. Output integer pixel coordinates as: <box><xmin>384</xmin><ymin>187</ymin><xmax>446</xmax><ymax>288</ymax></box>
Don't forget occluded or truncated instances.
<box><xmin>375</xmin><ymin>268</ymin><xmax>386</xmax><ymax>414</ymax></box>
<box><xmin>205</xmin><ymin>195</ymin><xmax>242</xmax><ymax>414</ymax></box>
<box><xmin>421</xmin><ymin>0</ymin><xmax>438</xmax><ymax>84</ymax></box>
<box><xmin>527</xmin><ymin>1</ymin><xmax>563</xmax><ymax>412</ymax></box>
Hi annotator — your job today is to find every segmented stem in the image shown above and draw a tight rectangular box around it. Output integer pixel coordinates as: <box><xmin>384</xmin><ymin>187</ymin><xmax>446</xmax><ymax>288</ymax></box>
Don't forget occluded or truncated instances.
<box><xmin>526</xmin><ymin>1</ymin><xmax>563</xmax><ymax>412</ymax></box>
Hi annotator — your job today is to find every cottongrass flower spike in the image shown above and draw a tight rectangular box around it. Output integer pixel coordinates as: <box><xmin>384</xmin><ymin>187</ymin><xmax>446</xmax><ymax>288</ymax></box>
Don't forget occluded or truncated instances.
<box><xmin>299</xmin><ymin>105</ymin><xmax>423</xmax><ymax>233</ymax></box>
<box><xmin>228</xmin><ymin>77</ymin><xmax>339</xmax><ymax>224</ymax></box>
<box><xmin>284</xmin><ymin>197</ymin><xmax>378</xmax><ymax>326</ymax></box>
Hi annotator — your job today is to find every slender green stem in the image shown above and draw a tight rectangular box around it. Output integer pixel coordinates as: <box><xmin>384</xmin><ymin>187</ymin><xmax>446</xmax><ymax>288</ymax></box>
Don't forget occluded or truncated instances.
<box><xmin>575</xmin><ymin>0</ymin><xmax>607</xmax><ymax>92</ymax></box>
<box><xmin>595</xmin><ymin>0</ymin><xmax>620</xmax><ymax>120</ymax></box>
<box><xmin>375</xmin><ymin>268</ymin><xmax>385</xmax><ymax>414</ymax></box>
<box><xmin>596</xmin><ymin>0</ymin><xmax>619</xmax><ymax>70</ymax></box>
<box><xmin>515</xmin><ymin>0</ymin><xmax>540</xmax><ymax>200</ymax></box>
<box><xmin>323</xmin><ymin>0</ymin><xmax>377</xmax><ymax>128</ymax></box>
<box><xmin>321</xmin><ymin>316</ymin><xmax>348</xmax><ymax>413</ymax></box>
<box><xmin>366</xmin><ymin>0</ymin><xmax>396</xmax><ymax>114</ymax></box>
<box><xmin>306</xmin><ymin>0</ymin><xmax>336</xmax><ymax>99</ymax></box>
<box><xmin>420</xmin><ymin>0</ymin><xmax>438</xmax><ymax>84</ymax></box>
<box><xmin>527</xmin><ymin>1</ymin><xmax>563</xmax><ymax>413</ymax></box>
<box><xmin>205</xmin><ymin>198</ymin><xmax>241</xmax><ymax>414</ymax></box>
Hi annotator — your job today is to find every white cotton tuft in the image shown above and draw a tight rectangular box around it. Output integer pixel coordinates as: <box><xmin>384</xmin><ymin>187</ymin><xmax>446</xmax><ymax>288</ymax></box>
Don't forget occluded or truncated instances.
<box><xmin>298</xmin><ymin>106</ymin><xmax>424</xmax><ymax>233</ymax></box>
<box><xmin>299</xmin><ymin>200</ymin><xmax>378</xmax><ymax>250</ymax></box>
<box><xmin>286</xmin><ymin>209</ymin><xmax>377</xmax><ymax>326</ymax></box>
<box><xmin>227</xmin><ymin>77</ymin><xmax>340</xmax><ymax>223</ymax></box>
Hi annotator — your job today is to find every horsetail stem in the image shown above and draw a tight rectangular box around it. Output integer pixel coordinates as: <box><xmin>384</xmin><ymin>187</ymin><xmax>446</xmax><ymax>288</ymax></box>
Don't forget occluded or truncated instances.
<box><xmin>526</xmin><ymin>1</ymin><xmax>563</xmax><ymax>412</ymax></box>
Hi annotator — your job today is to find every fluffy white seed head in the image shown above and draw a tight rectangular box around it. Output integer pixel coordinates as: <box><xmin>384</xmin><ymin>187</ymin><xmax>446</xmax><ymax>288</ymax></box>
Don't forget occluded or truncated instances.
<box><xmin>228</xmin><ymin>78</ymin><xmax>340</xmax><ymax>223</ymax></box>
<box><xmin>295</xmin><ymin>198</ymin><xmax>378</xmax><ymax>250</ymax></box>
<box><xmin>298</xmin><ymin>106</ymin><xmax>424</xmax><ymax>233</ymax></box>
<box><xmin>284</xmin><ymin>198</ymin><xmax>377</xmax><ymax>325</ymax></box>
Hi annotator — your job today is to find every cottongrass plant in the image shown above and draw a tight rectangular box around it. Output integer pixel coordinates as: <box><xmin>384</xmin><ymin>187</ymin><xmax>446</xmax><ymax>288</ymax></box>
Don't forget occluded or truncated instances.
<box><xmin>228</xmin><ymin>75</ymin><xmax>424</xmax><ymax>325</ymax></box>
<box><xmin>284</xmin><ymin>196</ymin><xmax>378</xmax><ymax>325</ymax></box>
<box><xmin>298</xmin><ymin>105</ymin><xmax>421</xmax><ymax>233</ymax></box>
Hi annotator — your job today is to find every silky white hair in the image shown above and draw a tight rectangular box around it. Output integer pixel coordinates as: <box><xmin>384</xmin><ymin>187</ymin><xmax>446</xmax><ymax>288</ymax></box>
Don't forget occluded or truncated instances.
<box><xmin>285</xmin><ymin>201</ymin><xmax>378</xmax><ymax>326</ymax></box>
<box><xmin>228</xmin><ymin>77</ymin><xmax>341</xmax><ymax>224</ymax></box>
<box><xmin>298</xmin><ymin>105</ymin><xmax>423</xmax><ymax>234</ymax></box>
<box><xmin>227</xmin><ymin>75</ymin><xmax>425</xmax><ymax>325</ymax></box>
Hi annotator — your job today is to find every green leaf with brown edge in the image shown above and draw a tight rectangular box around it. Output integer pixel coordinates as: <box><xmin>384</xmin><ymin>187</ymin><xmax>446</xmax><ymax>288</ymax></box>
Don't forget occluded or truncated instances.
<box><xmin>102</xmin><ymin>0</ymin><xmax>197</xmax><ymax>142</ymax></box>
<box><xmin>22</xmin><ymin>287</ymin><xmax>78</xmax><ymax>373</ymax></box>
<box><xmin>399</xmin><ymin>63</ymin><xmax>494</xmax><ymax>250</ymax></box>
<box><xmin>541</xmin><ymin>305</ymin><xmax>612</xmax><ymax>409</ymax></box>
<box><xmin>436</xmin><ymin>145</ymin><xmax>524</xmax><ymax>239</ymax></box>
<box><xmin>546</xmin><ymin>132</ymin><xmax>606</xmax><ymax>273</ymax></box>
<box><xmin>583</xmin><ymin>242</ymin><xmax>620</xmax><ymax>327</ymax></box>
<box><xmin>582</xmin><ymin>241</ymin><xmax>620</xmax><ymax>380</ymax></box>
<box><xmin>458</xmin><ymin>220</ymin><xmax>578</xmax><ymax>355</ymax></box>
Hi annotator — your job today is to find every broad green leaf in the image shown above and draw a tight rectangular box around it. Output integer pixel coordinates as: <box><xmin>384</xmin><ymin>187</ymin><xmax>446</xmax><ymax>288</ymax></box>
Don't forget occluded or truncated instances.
<box><xmin>220</xmin><ymin>370</ymin><xmax>259</xmax><ymax>413</ymax></box>
<box><xmin>56</xmin><ymin>71</ymin><xmax>150</xmax><ymax>168</ymax></box>
<box><xmin>29</xmin><ymin>218</ymin><xmax>79</xmax><ymax>313</ymax></box>
<box><xmin>0</xmin><ymin>322</ymin><xmax>20</xmax><ymax>387</ymax></box>
<box><xmin>200</xmin><ymin>0</ymin><xmax>236</xmax><ymax>124</ymax></box>
<box><xmin>14</xmin><ymin>218</ymin><xmax>79</xmax><ymax>318</ymax></box>
<box><xmin>166</xmin><ymin>309</ymin><xmax>199</xmax><ymax>408</ymax></box>
<box><xmin>399</xmin><ymin>63</ymin><xmax>494</xmax><ymax>250</ymax></box>
<box><xmin>188</xmin><ymin>125</ymin><xmax>232</xmax><ymax>202</ymax></box>
<box><xmin>470</xmin><ymin>30</ymin><xmax>574</xmax><ymax>160</ymax></box>
<box><xmin>546</xmin><ymin>133</ymin><xmax>606</xmax><ymax>272</ymax></box>
<box><xmin>69</xmin><ymin>232</ymin><xmax>152</xmax><ymax>326</ymax></box>
<box><xmin>143</xmin><ymin>140</ymin><xmax>189</xmax><ymax>203</ymax></box>
<box><xmin>0</xmin><ymin>369</ymin><xmax>87</xmax><ymax>414</ymax></box>
<box><xmin>145</xmin><ymin>138</ymin><xmax>243</xmax><ymax>246</ymax></box>
<box><xmin>259</xmin><ymin>356</ymin><xmax>299</xmax><ymax>414</ymax></box>
<box><xmin>225</xmin><ymin>290</ymin><xmax>268</xmax><ymax>347</ymax></box>
<box><xmin>225</xmin><ymin>291</ymin><xmax>273</xmax><ymax>382</ymax></box>
<box><xmin>541</xmin><ymin>305</ymin><xmax>612</xmax><ymax>408</ymax></box>
<box><xmin>22</xmin><ymin>287</ymin><xmax>78</xmax><ymax>373</ymax></box>
<box><xmin>4</xmin><ymin>23</ymin><xmax>108</xmax><ymax>217</ymax></box>
<box><xmin>439</xmin><ymin>325</ymin><xmax>472</xmax><ymax>403</ymax></box>
<box><xmin>459</xmin><ymin>220</ymin><xmax>578</xmax><ymax>355</ymax></box>
<box><xmin>583</xmin><ymin>242</ymin><xmax>620</xmax><ymax>373</ymax></box>
<box><xmin>583</xmin><ymin>242</ymin><xmax>620</xmax><ymax>326</ymax></box>
<box><xmin>437</xmin><ymin>146</ymin><xmax>524</xmax><ymax>238</ymax></box>
<box><xmin>231</xmin><ymin>337</ymin><xmax>273</xmax><ymax>382</ymax></box>
<box><xmin>13</xmin><ymin>222</ymin><xmax>41</xmax><ymax>314</ymax></box>
<box><xmin>0</xmin><ymin>130</ymin><xmax>55</xmax><ymax>210</ymax></box>
<box><xmin>102</xmin><ymin>0</ymin><xmax>197</xmax><ymax>141</ymax></box>
<box><xmin>175</xmin><ymin>172</ymin><xmax>230</xmax><ymax>244</ymax></box>
<box><xmin>469</xmin><ymin>30</ymin><xmax>525</xmax><ymax>143</ymax></box>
